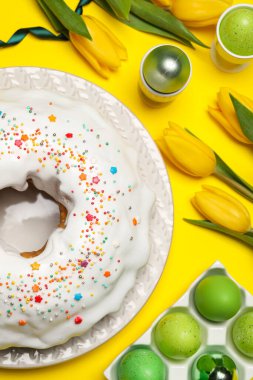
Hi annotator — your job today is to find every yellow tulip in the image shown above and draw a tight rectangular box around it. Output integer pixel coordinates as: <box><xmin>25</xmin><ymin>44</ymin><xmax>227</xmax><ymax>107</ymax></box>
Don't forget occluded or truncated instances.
<box><xmin>192</xmin><ymin>185</ymin><xmax>251</xmax><ymax>233</ymax></box>
<box><xmin>208</xmin><ymin>87</ymin><xmax>253</xmax><ymax>144</ymax></box>
<box><xmin>151</xmin><ymin>0</ymin><xmax>172</xmax><ymax>9</ymax></box>
<box><xmin>153</xmin><ymin>0</ymin><xmax>233</xmax><ymax>27</ymax></box>
<box><xmin>156</xmin><ymin>122</ymin><xmax>216</xmax><ymax>177</ymax></box>
<box><xmin>69</xmin><ymin>15</ymin><xmax>127</xmax><ymax>79</ymax></box>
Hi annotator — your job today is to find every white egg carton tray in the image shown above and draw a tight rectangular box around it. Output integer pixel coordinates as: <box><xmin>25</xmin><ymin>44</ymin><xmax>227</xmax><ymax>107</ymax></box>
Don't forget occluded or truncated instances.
<box><xmin>105</xmin><ymin>261</ymin><xmax>253</xmax><ymax>380</ymax></box>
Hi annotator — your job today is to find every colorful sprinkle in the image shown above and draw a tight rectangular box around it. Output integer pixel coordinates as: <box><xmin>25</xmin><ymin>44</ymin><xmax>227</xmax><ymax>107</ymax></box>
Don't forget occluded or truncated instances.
<box><xmin>110</xmin><ymin>166</ymin><xmax>117</xmax><ymax>175</ymax></box>
<box><xmin>30</xmin><ymin>262</ymin><xmax>40</xmax><ymax>271</ymax></box>
<box><xmin>48</xmin><ymin>114</ymin><xmax>56</xmax><ymax>122</ymax></box>
<box><xmin>74</xmin><ymin>293</ymin><xmax>83</xmax><ymax>301</ymax></box>
<box><xmin>74</xmin><ymin>316</ymin><xmax>83</xmax><ymax>324</ymax></box>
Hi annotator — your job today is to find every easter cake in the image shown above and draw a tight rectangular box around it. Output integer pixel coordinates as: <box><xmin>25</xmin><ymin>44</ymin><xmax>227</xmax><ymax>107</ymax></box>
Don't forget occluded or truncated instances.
<box><xmin>0</xmin><ymin>87</ymin><xmax>155</xmax><ymax>349</ymax></box>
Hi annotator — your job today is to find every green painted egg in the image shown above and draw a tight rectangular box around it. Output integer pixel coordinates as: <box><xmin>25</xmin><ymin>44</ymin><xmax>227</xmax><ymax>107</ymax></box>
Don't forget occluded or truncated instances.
<box><xmin>233</xmin><ymin>311</ymin><xmax>253</xmax><ymax>357</ymax></box>
<box><xmin>117</xmin><ymin>347</ymin><xmax>166</xmax><ymax>380</ymax></box>
<box><xmin>154</xmin><ymin>312</ymin><xmax>202</xmax><ymax>360</ymax></box>
<box><xmin>194</xmin><ymin>275</ymin><xmax>242</xmax><ymax>322</ymax></box>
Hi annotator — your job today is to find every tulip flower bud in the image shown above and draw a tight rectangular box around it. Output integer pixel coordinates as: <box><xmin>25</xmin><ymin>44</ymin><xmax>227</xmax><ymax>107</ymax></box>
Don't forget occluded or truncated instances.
<box><xmin>167</xmin><ymin>0</ymin><xmax>233</xmax><ymax>27</ymax></box>
<box><xmin>192</xmin><ymin>185</ymin><xmax>251</xmax><ymax>233</ymax></box>
<box><xmin>151</xmin><ymin>0</ymin><xmax>172</xmax><ymax>9</ymax></box>
<box><xmin>208</xmin><ymin>88</ymin><xmax>253</xmax><ymax>144</ymax></box>
<box><xmin>157</xmin><ymin>122</ymin><xmax>216</xmax><ymax>177</ymax></box>
<box><xmin>69</xmin><ymin>15</ymin><xmax>127</xmax><ymax>79</ymax></box>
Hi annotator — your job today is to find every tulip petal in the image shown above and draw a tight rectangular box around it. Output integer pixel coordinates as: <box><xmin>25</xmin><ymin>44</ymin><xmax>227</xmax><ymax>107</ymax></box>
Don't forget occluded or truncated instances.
<box><xmin>184</xmin><ymin>18</ymin><xmax>220</xmax><ymax>27</ymax></box>
<box><xmin>192</xmin><ymin>185</ymin><xmax>251</xmax><ymax>233</ymax></box>
<box><xmin>217</xmin><ymin>88</ymin><xmax>253</xmax><ymax>144</ymax></box>
<box><xmin>171</xmin><ymin>0</ymin><xmax>232</xmax><ymax>22</ymax></box>
<box><xmin>70</xmin><ymin>33</ymin><xmax>110</xmax><ymax>78</ymax></box>
<box><xmin>165</xmin><ymin>122</ymin><xmax>216</xmax><ymax>162</ymax></box>
<box><xmin>87</xmin><ymin>16</ymin><xmax>128</xmax><ymax>61</ymax></box>
<box><xmin>72</xmin><ymin>17</ymin><xmax>121</xmax><ymax>70</ymax></box>
<box><xmin>163</xmin><ymin>135</ymin><xmax>216</xmax><ymax>177</ymax></box>
<box><xmin>208</xmin><ymin>105</ymin><xmax>252</xmax><ymax>144</ymax></box>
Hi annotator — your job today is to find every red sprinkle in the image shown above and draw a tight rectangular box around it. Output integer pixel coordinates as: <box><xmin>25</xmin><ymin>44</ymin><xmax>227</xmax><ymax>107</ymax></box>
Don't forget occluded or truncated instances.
<box><xmin>74</xmin><ymin>316</ymin><xmax>83</xmax><ymax>325</ymax></box>
<box><xmin>65</xmin><ymin>133</ymin><xmax>73</xmax><ymax>138</ymax></box>
<box><xmin>86</xmin><ymin>214</ymin><xmax>94</xmax><ymax>222</ymax></box>
<box><xmin>35</xmin><ymin>295</ymin><xmax>43</xmax><ymax>303</ymax></box>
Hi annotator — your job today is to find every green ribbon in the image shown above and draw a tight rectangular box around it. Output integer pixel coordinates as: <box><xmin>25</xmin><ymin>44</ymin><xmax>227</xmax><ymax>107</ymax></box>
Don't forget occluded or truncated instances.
<box><xmin>0</xmin><ymin>0</ymin><xmax>93</xmax><ymax>47</ymax></box>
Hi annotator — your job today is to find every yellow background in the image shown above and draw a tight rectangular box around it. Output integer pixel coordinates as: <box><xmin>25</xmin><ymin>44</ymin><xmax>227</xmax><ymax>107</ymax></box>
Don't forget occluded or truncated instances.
<box><xmin>0</xmin><ymin>0</ymin><xmax>253</xmax><ymax>378</ymax></box>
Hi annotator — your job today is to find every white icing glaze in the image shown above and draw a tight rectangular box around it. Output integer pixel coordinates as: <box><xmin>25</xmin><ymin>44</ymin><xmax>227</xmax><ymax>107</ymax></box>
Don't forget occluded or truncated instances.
<box><xmin>0</xmin><ymin>88</ymin><xmax>154</xmax><ymax>349</ymax></box>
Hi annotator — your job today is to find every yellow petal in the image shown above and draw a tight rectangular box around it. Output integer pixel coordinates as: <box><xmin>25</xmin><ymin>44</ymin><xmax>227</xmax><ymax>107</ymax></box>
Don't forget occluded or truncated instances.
<box><xmin>192</xmin><ymin>185</ymin><xmax>251</xmax><ymax>233</ymax></box>
<box><xmin>71</xmin><ymin>18</ymin><xmax>121</xmax><ymax>70</ymax></box>
<box><xmin>171</xmin><ymin>0</ymin><xmax>232</xmax><ymax>22</ymax></box>
<box><xmin>87</xmin><ymin>16</ymin><xmax>128</xmax><ymax>61</ymax></box>
<box><xmin>208</xmin><ymin>106</ymin><xmax>252</xmax><ymax>144</ymax></box>
<box><xmin>165</xmin><ymin>122</ymin><xmax>216</xmax><ymax>163</ymax></box>
<box><xmin>151</xmin><ymin>0</ymin><xmax>172</xmax><ymax>9</ymax></box>
<box><xmin>70</xmin><ymin>32</ymin><xmax>110</xmax><ymax>78</ymax></box>
<box><xmin>162</xmin><ymin>125</ymin><xmax>216</xmax><ymax>177</ymax></box>
<box><xmin>217</xmin><ymin>88</ymin><xmax>253</xmax><ymax>144</ymax></box>
<box><xmin>184</xmin><ymin>17</ymin><xmax>220</xmax><ymax>27</ymax></box>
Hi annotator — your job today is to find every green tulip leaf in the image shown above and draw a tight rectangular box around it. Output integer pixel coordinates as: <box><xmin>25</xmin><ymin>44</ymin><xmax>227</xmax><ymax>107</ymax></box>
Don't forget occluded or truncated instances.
<box><xmin>130</xmin><ymin>0</ymin><xmax>208</xmax><ymax>48</ymax></box>
<box><xmin>214</xmin><ymin>153</ymin><xmax>253</xmax><ymax>202</ymax></box>
<box><xmin>104</xmin><ymin>0</ymin><xmax>131</xmax><ymax>20</ymax></box>
<box><xmin>36</xmin><ymin>0</ymin><xmax>68</xmax><ymax>35</ymax></box>
<box><xmin>184</xmin><ymin>219</ymin><xmax>253</xmax><ymax>248</ymax></box>
<box><xmin>42</xmin><ymin>0</ymin><xmax>91</xmax><ymax>39</ymax></box>
<box><xmin>94</xmin><ymin>0</ymin><xmax>193</xmax><ymax>47</ymax></box>
<box><xmin>222</xmin><ymin>355</ymin><xmax>236</xmax><ymax>373</ymax></box>
<box><xmin>230</xmin><ymin>94</ymin><xmax>253</xmax><ymax>143</ymax></box>
<box><xmin>197</xmin><ymin>355</ymin><xmax>216</xmax><ymax>373</ymax></box>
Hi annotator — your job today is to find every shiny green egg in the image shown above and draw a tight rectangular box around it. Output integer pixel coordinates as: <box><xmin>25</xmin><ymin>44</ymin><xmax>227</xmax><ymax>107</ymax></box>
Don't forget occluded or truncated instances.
<box><xmin>142</xmin><ymin>45</ymin><xmax>191</xmax><ymax>94</ymax></box>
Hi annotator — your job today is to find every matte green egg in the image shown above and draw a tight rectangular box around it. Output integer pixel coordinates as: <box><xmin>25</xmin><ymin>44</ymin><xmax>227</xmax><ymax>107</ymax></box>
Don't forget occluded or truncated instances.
<box><xmin>117</xmin><ymin>347</ymin><xmax>166</xmax><ymax>380</ymax></box>
<box><xmin>233</xmin><ymin>311</ymin><xmax>253</xmax><ymax>357</ymax></box>
<box><xmin>154</xmin><ymin>312</ymin><xmax>202</xmax><ymax>360</ymax></box>
<box><xmin>194</xmin><ymin>275</ymin><xmax>242</xmax><ymax>322</ymax></box>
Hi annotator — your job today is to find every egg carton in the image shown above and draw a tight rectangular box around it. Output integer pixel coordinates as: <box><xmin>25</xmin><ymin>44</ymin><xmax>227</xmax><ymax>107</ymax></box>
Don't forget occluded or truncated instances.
<box><xmin>104</xmin><ymin>261</ymin><xmax>253</xmax><ymax>380</ymax></box>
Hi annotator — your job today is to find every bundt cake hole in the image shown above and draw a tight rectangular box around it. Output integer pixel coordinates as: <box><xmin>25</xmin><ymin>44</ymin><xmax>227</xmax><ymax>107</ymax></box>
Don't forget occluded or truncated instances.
<box><xmin>0</xmin><ymin>182</ymin><xmax>68</xmax><ymax>258</ymax></box>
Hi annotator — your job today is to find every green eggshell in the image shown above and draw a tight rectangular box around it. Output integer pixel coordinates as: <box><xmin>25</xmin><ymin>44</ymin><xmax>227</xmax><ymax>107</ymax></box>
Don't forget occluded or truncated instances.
<box><xmin>117</xmin><ymin>348</ymin><xmax>166</xmax><ymax>380</ymax></box>
<box><xmin>194</xmin><ymin>275</ymin><xmax>242</xmax><ymax>322</ymax></box>
<box><xmin>233</xmin><ymin>311</ymin><xmax>253</xmax><ymax>357</ymax></box>
<box><xmin>154</xmin><ymin>312</ymin><xmax>202</xmax><ymax>360</ymax></box>
<box><xmin>220</xmin><ymin>7</ymin><xmax>253</xmax><ymax>56</ymax></box>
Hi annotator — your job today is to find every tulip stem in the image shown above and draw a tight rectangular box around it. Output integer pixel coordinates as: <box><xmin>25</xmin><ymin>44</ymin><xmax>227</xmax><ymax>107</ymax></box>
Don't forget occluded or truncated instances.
<box><xmin>214</xmin><ymin>153</ymin><xmax>253</xmax><ymax>203</ymax></box>
<box><xmin>184</xmin><ymin>219</ymin><xmax>253</xmax><ymax>248</ymax></box>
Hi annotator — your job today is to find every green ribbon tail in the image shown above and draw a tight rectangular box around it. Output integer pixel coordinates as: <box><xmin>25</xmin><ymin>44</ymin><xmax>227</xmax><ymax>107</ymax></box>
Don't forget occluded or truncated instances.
<box><xmin>0</xmin><ymin>0</ymin><xmax>93</xmax><ymax>48</ymax></box>
<box><xmin>184</xmin><ymin>219</ymin><xmax>253</xmax><ymax>248</ymax></box>
<box><xmin>75</xmin><ymin>0</ymin><xmax>93</xmax><ymax>14</ymax></box>
<box><xmin>0</xmin><ymin>27</ymin><xmax>67</xmax><ymax>48</ymax></box>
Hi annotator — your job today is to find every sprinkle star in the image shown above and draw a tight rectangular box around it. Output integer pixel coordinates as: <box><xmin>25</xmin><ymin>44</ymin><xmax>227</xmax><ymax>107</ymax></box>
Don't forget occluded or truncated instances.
<box><xmin>31</xmin><ymin>262</ymin><xmax>40</xmax><ymax>271</ymax></box>
<box><xmin>48</xmin><ymin>114</ymin><xmax>56</xmax><ymax>122</ymax></box>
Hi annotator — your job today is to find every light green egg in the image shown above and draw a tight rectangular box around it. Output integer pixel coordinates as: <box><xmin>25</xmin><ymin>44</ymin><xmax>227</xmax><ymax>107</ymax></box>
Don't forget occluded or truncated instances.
<box><xmin>154</xmin><ymin>311</ymin><xmax>202</xmax><ymax>360</ymax></box>
<box><xmin>233</xmin><ymin>311</ymin><xmax>253</xmax><ymax>357</ymax></box>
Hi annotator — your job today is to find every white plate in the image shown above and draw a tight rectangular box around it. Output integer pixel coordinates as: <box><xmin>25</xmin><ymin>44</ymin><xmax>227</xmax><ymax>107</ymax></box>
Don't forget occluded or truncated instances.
<box><xmin>0</xmin><ymin>67</ymin><xmax>173</xmax><ymax>368</ymax></box>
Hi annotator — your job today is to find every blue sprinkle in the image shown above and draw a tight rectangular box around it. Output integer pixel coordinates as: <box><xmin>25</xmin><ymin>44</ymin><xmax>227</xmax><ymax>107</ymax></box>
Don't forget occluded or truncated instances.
<box><xmin>110</xmin><ymin>166</ymin><xmax>118</xmax><ymax>175</ymax></box>
<box><xmin>74</xmin><ymin>293</ymin><xmax>83</xmax><ymax>301</ymax></box>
